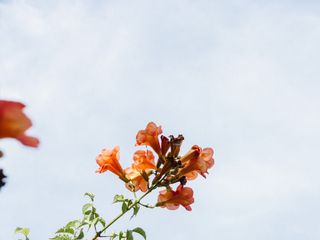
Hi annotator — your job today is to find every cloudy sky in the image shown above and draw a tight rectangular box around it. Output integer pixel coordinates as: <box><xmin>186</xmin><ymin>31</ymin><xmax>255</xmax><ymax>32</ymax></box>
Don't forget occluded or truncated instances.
<box><xmin>1</xmin><ymin>0</ymin><xmax>320</xmax><ymax>239</ymax></box>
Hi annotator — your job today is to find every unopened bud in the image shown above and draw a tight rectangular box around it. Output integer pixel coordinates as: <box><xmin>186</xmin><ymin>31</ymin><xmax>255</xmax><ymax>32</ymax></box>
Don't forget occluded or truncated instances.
<box><xmin>160</xmin><ymin>135</ymin><xmax>170</xmax><ymax>156</ymax></box>
<box><xmin>170</xmin><ymin>135</ymin><xmax>184</xmax><ymax>158</ymax></box>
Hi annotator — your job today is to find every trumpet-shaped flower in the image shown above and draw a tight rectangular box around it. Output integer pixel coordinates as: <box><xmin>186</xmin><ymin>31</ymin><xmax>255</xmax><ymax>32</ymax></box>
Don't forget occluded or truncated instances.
<box><xmin>178</xmin><ymin>146</ymin><xmax>214</xmax><ymax>180</ymax></box>
<box><xmin>124</xmin><ymin>167</ymin><xmax>149</xmax><ymax>192</ymax></box>
<box><xmin>96</xmin><ymin>146</ymin><xmax>127</xmax><ymax>181</ymax></box>
<box><xmin>136</xmin><ymin>122</ymin><xmax>162</xmax><ymax>154</ymax></box>
<box><xmin>156</xmin><ymin>184</ymin><xmax>194</xmax><ymax>211</ymax></box>
<box><xmin>133</xmin><ymin>150</ymin><xmax>156</xmax><ymax>171</ymax></box>
<box><xmin>0</xmin><ymin>100</ymin><xmax>39</xmax><ymax>147</ymax></box>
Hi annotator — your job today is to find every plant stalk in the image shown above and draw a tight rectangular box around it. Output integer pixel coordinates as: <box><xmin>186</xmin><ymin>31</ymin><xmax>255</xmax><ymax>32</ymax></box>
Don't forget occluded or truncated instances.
<box><xmin>92</xmin><ymin>180</ymin><xmax>161</xmax><ymax>240</ymax></box>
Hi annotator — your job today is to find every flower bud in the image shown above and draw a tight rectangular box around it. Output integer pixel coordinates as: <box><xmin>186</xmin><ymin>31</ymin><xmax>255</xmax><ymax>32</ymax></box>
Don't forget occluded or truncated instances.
<box><xmin>169</xmin><ymin>135</ymin><xmax>184</xmax><ymax>158</ymax></box>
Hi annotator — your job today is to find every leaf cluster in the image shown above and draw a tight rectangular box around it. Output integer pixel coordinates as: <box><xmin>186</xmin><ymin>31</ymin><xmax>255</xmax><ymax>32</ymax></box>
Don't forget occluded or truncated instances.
<box><xmin>15</xmin><ymin>227</ymin><xmax>30</xmax><ymax>240</ymax></box>
<box><xmin>113</xmin><ymin>195</ymin><xmax>140</xmax><ymax>218</ymax></box>
<box><xmin>108</xmin><ymin>228</ymin><xmax>146</xmax><ymax>240</ymax></box>
<box><xmin>14</xmin><ymin>192</ymin><xmax>148</xmax><ymax>240</ymax></box>
<box><xmin>50</xmin><ymin>193</ymin><xmax>106</xmax><ymax>240</ymax></box>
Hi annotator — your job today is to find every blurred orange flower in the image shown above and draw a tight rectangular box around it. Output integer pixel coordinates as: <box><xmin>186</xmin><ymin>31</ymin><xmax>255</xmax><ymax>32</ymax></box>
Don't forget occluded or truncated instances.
<box><xmin>132</xmin><ymin>150</ymin><xmax>156</xmax><ymax>171</ymax></box>
<box><xmin>96</xmin><ymin>146</ymin><xmax>127</xmax><ymax>181</ymax></box>
<box><xmin>157</xmin><ymin>184</ymin><xmax>194</xmax><ymax>211</ymax></box>
<box><xmin>0</xmin><ymin>100</ymin><xmax>39</xmax><ymax>147</ymax></box>
<box><xmin>124</xmin><ymin>167</ymin><xmax>149</xmax><ymax>192</ymax></box>
<box><xmin>179</xmin><ymin>146</ymin><xmax>214</xmax><ymax>180</ymax></box>
<box><xmin>136</xmin><ymin>122</ymin><xmax>162</xmax><ymax>154</ymax></box>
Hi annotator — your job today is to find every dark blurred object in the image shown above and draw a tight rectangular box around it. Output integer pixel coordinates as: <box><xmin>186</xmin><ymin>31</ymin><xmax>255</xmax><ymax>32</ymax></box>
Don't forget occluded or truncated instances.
<box><xmin>0</xmin><ymin>168</ymin><xmax>6</xmax><ymax>190</ymax></box>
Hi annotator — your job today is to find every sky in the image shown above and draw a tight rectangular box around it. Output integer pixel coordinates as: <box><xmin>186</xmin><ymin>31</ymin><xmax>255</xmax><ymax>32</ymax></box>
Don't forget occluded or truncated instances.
<box><xmin>1</xmin><ymin>0</ymin><xmax>320</xmax><ymax>239</ymax></box>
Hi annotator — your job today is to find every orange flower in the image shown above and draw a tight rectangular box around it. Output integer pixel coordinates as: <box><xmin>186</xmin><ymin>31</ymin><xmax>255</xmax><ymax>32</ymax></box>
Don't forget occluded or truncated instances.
<box><xmin>96</xmin><ymin>146</ymin><xmax>127</xmax><ymax>181</ymax></box>
<box><xmin>156</xmin><ymin>184</ymin><xmax>194</xmax><ymax>211</ymax></box>
<box><xmin>0</xmin><ymin>100</ymin><xmax>39</xmax><ymax>147</ymax></box>
<box><xmin>124</xmin><ymin>167</ymin><xmax>149</xmax><ymax>192</ymax></box>
<box><xmin>178</xmin><ymin>146</ymin><xmax>214</xmax><ymax>180</ymax></box>
<box><xmin>123</xmin><ymin>150</ymin><xmax>156</xmax><ymax>192</ymax></box>
<box><xmin>132</xmin><ymin>150</ymin><xmax>156</xmax><ymax>171</ymax></box>
<box><xmin>136</xmin><ymin>122</ymin><xmax>162</xmax><ymax>154</ymax></box>
<box><xmin>180</xmin><ymin>145</ymin><xmax>201</xmax><ymax>163</ymax></box>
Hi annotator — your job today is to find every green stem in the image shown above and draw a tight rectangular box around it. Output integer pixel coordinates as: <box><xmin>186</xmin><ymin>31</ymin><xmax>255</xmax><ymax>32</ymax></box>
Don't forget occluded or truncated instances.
<box><xmin>138</xmin><ymin>202</ymin><xmax>155</xmax><ymax>209</ymax></box>
<box><xmin>92</xmin><ymin>181</ymin><xmax>161</xmax><ymax>240</ymax></box>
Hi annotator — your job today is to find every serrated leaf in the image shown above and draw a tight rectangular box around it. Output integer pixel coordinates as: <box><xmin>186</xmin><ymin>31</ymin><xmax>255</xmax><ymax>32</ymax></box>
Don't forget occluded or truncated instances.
<box><xmin>132</xmin><ymin>227</ymin><xmax>146</xmax><ymax>240</ymax></box>
<box><xmin>15</xmin><ymin>227</ymin><xmax>30</xmax><ymax>236</ymax></box>
<box><xmin>84</xmin><ymin>192</ymin><xmax>95</xmax><ymax>202</ymax></box>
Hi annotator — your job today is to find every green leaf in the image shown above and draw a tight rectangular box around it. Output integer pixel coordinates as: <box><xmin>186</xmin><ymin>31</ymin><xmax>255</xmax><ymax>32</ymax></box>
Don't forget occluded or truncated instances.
<box><xmin>50</xmin><ymin>235</ymin><xmax>73</xmax><ymax>240</ymax></box>
<box><xmin>56</xmin><ymin>227</ymin><xmax>74</xmax><ymax>235</ymax></box>
<box><xmin>82</xmin><ymin>203</ymin><xmax>93</xmax><ymax>215</ymax></box>
<box><xmin>118</xmin><ymin>231</ymin><xmax>124</xmax><ymax>240</ymax></box>
<box><xmin>126</xmin><ymin>230</ymin><xmax>133</xmax><ymax>240</ymax></box>
<box><xmin>66</xmin><ymin>220</ymin><xmax>80</xmax><ymax>229</ymax></box>
<box><xmin>15</xmin><ymin>227</ymin><xmax>30</xmax><ymax>236</ymax></box>
<box><xmin>89</xmin><ymin>212</ymin><xmax>96</xmax><ymax>221</ymax></box>
<box><xmin>121</xmin><ymin>202</ymin><xmax>128</xmax><ymax>213</ymax></box>
<box><xmin>132</xmin><ymin>227</ymin><xmax>146</xmax><ymax>240</ymax></box>
<box><xmin>98</xmin><ymin>217</ymin><xmax>106</xmax><ymax>227</ymax></box>
<box><xmin>110</xmin><ymin>233</ymin><xmax>117</xmax><ymax>240</ymax></box>
<box><xmin>78</xmin><ymin>220</ymin><xmax>89</xmax><ymax>228</ymax></box>
<box><xmin>15</xmin><ymin>227</ymin><xmax>23</xmax><ymax>232</ymax></box>
<box><xmin>84</xmin><ymin>192</ymin><xmax>95</xmax><ymax>202</ymax></box>
<box><xmin>132</xmin><ymin>204</ymin><xmax>140</xmax><ymax>218</ymax></box>
<box><xmin>75</xmin><ymin>229</ymin><xmax>84</xmax><ymax>239</ymax></box>
<box><xmin>113</xmin><ymin>194</ymin><xmax>125</xmax><ymax>203</ymax></box>
<box><xmin>88</xmin><ymin>217</ymin><xmax>99</xmax><ymax>229</ymax></box>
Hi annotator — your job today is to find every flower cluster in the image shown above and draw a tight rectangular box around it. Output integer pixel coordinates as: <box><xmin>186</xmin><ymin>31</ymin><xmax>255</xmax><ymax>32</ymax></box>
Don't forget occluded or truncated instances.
<box><xmin>96</xmin><ymin>122</ymin><xmax>214</xmax><ymax>211</ymax></box>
